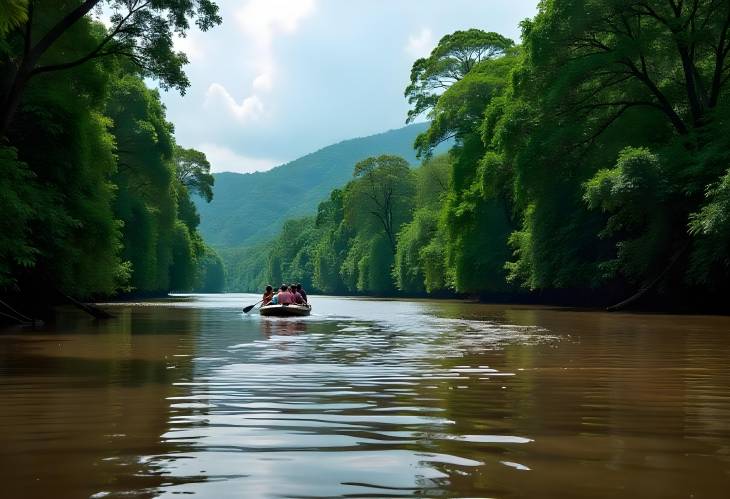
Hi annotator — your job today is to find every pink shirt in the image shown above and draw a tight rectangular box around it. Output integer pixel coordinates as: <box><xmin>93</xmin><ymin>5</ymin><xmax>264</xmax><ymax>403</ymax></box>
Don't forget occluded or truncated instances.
<box><xmin>278</xmin><ymin>290</ymin><xmax>294</xmax><ymax>305</ymax></box>
<box><xmin>292</xmin><ymin>291</ymin><xmax>304</xmax><ymax>304</ymax></box>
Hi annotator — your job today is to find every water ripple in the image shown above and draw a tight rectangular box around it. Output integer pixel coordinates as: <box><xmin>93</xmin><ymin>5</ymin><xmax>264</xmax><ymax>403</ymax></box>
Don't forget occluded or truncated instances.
<box><xmin>143</xmin><ymin>297</ymin><xmax>554</xmax><ymax>497</ymax></box>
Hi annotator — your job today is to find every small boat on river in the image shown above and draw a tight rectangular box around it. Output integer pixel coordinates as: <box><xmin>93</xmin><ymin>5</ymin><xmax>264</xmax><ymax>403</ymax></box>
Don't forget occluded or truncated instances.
<box><xmin>259</xmin><ymin>303</ymin><xmax>312</xmax><ymax>317</ymax></box>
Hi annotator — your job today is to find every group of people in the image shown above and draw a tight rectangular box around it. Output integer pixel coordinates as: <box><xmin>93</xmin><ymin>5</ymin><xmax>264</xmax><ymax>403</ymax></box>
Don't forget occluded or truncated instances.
<box><xmin>262</xmin><ymin>283</ymin><xmax>308</xmax><ymax>306</ymax></box>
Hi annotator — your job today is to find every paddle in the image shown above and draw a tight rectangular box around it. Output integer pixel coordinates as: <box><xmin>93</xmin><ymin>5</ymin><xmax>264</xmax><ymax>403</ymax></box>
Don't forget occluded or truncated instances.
<box><xmin>243</xmin><ymin>300</ymin><xmax>263</xmax><ymax>314</ymax></box>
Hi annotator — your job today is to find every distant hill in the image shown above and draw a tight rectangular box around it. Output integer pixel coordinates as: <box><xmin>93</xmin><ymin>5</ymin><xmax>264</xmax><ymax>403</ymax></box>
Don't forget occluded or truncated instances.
<box><xmin>196</xmin><ymin>122</ymin><xmax>446</xmax><ymax>248</ymax></box>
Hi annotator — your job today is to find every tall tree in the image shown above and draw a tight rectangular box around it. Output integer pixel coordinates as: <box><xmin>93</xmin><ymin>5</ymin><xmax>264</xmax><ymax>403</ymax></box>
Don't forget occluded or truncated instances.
<box><xmin>174</xmin><ymin>145</ymin><xmax>214</xmax><ymax>202</ymax></box>
<box><xmin>509</xmin><ymin>0</ymin><xmax>730</xmax><ymax>305</ymax></box>
<box><xmin>107</xmin><ymin>74</ymin><xmax>178</xmax><ymax>293</ymax></box>
<box><xmin>524</xmin><ymin>0</ymin><xmax>730</xmax><ymax>138</ymax></box>
<box><xmin>394</xmin><ymin>155</ymin><xmax>451</xmax><ymax>293</ymax></box>
<box><xmin>405</xmin><ymin>29</ymin><xmax>513</xmax><ymax>126</ymax></box>
<box><xmin>345</xmin><ymin>155</ymin><xmax>415</xmax><ymax>255</ymax></box>
<box><xmin>404</xmin><ymin>31</ymin><xmax>519</xmax><ymax>294</ymax></box>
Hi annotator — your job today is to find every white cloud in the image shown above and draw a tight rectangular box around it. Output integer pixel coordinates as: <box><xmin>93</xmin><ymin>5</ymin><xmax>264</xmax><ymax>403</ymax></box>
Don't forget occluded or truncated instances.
<box><xmin>159</xmin><ymin>0</ymin><xmax>540</xmax><ymax>167</ymax></box>
<box><xmin>174</xmin><ymin>32</ymin><xmax>204</xmax><ymax>62</ymax></box>
<box><xmin>235</xmin><ymin>0</ymin><xmax>316</xmax><ymax>43</ymax></box>
<box><xmin>198</xmin><ymin>142</ymin><xmax>282</xmax><ymax>174</ymax></box>
<box><xmin>194</xmin><ymin>0</ymin><xmax>316</xmax><ymax>134</ymax></box>
<box><xmin>207</xmin><ymin>0</ymin><xmax>317</xmax><ymax>124</ymax></box>
<box><xmin>252</xmin><ymin>71</ymin><xmax>274</xmax><ymax>92</ymax></box>
<box><xmin>91</xmin><ymin>9</ymin><xmax>113</xmax><ymax>29</ymax></box>
<box><xmin>405</xmin><ymin>27</ymin><xmax>434</xmax><ymax>58</ymax></box>
<box><xmin>204</xmin><ymin>83</ymin><xmax>265</xmax><ymax>122</ymax></box>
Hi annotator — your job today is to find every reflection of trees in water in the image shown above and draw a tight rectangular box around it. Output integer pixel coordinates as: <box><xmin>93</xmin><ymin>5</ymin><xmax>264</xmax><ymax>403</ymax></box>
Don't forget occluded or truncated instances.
<box><xmin>0</xmin><ymin>305</ymin><xmax>205</xmax><ymax>499</ymax></box>
<box><xmin>261</xmin><ymin>318</ymin><xmax>308</xmax><ymax>338</ymax></box>
<box><xmin>433</xmin><ymin>305</ymin><xmax>730</xmax><ymax>497</ymax></box>
<box><xmin>9</xmin><ymin>302</ymin><xmax>728</xmax><ymax>497</ymax></box>
<box><xmin>138</xmin><ymin>307</ymin><xmax>730</xmax><ymax>497</ymax></box>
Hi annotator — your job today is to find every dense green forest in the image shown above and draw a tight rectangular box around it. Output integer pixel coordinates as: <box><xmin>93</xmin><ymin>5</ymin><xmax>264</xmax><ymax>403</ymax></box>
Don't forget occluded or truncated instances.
<box><xmin>0</xmin><ymin>0</ymin><xmax>225</xmax><ymax>316</ymax></box>
<box><xmin>196</xmin><ymin>123</ymin><xmax>449</xmax><ymax>248</ymax></box>
<box><xmin>3</xmin><ymin>0</ymin><xmax>730</xmax><ymax>311</ymax></box>
<box><xmin>224</xmin><ymin>154</ymin><xmax>448</xmax><ymax>294</ymax></box>
<box><xmin>233</xmin><ymin>3</ymin><xmax>730</xmax><ymax>310</ymax></box>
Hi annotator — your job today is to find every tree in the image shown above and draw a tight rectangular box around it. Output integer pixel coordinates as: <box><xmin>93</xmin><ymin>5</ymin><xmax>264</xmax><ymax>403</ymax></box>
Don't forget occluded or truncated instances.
<box><xmin>0</xmin><ymin>145</ymin><xmax>37</xmax><ymax>288</ymax></box>
<box><xmin>688</xmin><ymin>164</ymin><xmax>730</xmax><ymax>285</ymax></box>
<box><xmin>394</xmin><ymin>155</ymin><xmax>451</xmax><ymax>293</ymax></box>
<box><xmin>263</xmin><ymin>217</ymin><xmax>317</xmax><ymax>290</ymax></box>
<box><xmin>107</xmin><ymin>74</ymin><xmax>180</xmax><ymax>293</ymax></box>
<box><xmin>405</xmin><ymin>29</ymin><xmax>513</xmax><ymax>125</ymax></box>
<box><xmin>0</xmin><ymin>2</ymin><xmax>219</xmax><ymax>307</ymax></box>
<box><xmin>583</xmin><ymin>147</ymin><xmax>670</xmax><ymax>281</ymax></box>
<box><xmin>505</xmin><ymin>0</ymin><xmax>730</xmax><ymax>305</ymax></box>
<box><xmin>174</xmin><ymin>145</ymin><xmax>214</xmax><ymax>202</ymax></box>
<box><xmin>524</xmin><ymin>0</ymin><xmax>730</xmax><ymax>138</ymax></box>
<box><xmin>312</xmin><ymin>189</ymin><xmax>349</xmax><ymax>293</ymax></box>
<box><xmin>0</xmin><ymin>0</ymin><xmax>221</xmax><ymax>136</ymax></box>
<box><xmin>404</xmin><ymin>29</ymin><xmax>518</xmax><ymax>294</ymax></box>
<box><xmin>209</xmin><ymin>5</ymin><xmax>730</xmax><ymax>308</ymax></box>
<box><xmin>1</xmin><ymin>17</ymin><xmax>134</xmax><ymax>298</ymax></box>
<box><xmin>345</xmin><ymin>155</ymin><xmax>416</xmax><ymax>255</ymax></box>
<box><xmin>195</xmin><ymin>245</ymin><xmax>225</xmax><ymax>292</ymax></box>
<box><xmin>394</xmin><ymin>209</ymin><xmax>436</xmax><ymax>293</ymax></box>
<box><xmin>413</xmin><ymin>53</ymin><xmax>517</xmax><ymax>158</ymax></box>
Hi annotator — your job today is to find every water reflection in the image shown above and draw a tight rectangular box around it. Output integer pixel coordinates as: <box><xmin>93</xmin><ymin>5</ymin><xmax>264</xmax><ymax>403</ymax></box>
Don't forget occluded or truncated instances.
<box><xmin>260</xmin><ymin>317</ymin><xmax>308</xmax><ymax>338</ymax></box>
<box><xmin>0</xmin><ymin>295</ymin><xmax>729</xmax><ymax>498</ymax></box>
<box><xmin>0</xmin><ymin>306</ymin><xmax>201</xmax><ymax>498</ymax></box>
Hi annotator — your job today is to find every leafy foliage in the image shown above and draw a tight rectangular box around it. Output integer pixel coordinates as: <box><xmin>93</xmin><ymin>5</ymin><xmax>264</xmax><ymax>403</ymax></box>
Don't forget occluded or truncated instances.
<box><xmin>175</xmin><ymin>146</ymin><xmax>214</xmax><ymax>202</ymax></box>
<box><xmin>5</xmin><ymin>2</ymin><xmax>730</xmax><ymax>309</ymax></box>
<box><xmin>0</xmin><ymin>3</ymin><xmax>224</xmax><ymax>302</ymax></box>
<box><xmin>1</xmin><ymin>0</ymin><xmax>221</xmax><ymax>136</ymax></box>
<box><xmin>405</xmin><ymin>29</ymin><xmax>513</xmax><ymax>124</ymax></box>
<box><xmin>0</xmin><ymin>0</ymin><xmax>28</xmax><ymax>36</ymax></box>
<box><xmin>0</xmin><ymin>146</ymin><xmax>36</xmax><ymax>287</ymax></box>
<box><xmin>229</xmin><ymin>10</ymin><xmax>730</xmax><ymax>307</ymax></box>
<box><xmin>346</xmin><ymin>155</ymin><xmax>415</xmax><ymax>254</ymax></box>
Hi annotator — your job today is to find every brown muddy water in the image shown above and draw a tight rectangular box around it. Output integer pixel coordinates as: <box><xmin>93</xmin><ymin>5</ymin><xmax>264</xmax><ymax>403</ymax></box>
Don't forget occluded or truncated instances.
<box><xmin>1</xmin><ymin>294</ymin><xmax>729</xmax><ymax>498</ymax></box>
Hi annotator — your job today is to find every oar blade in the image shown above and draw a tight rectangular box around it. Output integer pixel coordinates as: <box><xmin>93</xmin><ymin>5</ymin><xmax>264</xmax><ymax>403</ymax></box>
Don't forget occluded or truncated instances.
<box><xmin>243</xmin><ymin>304</ymin><xmax>256</xmax><ymax>313</ymax></box>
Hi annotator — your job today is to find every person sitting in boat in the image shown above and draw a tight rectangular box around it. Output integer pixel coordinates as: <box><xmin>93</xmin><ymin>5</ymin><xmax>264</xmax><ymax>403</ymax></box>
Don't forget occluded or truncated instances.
<box><xmin>291</xmin><ymin>284</ymin><xmax>304</xmax><ymax>304</ymax></box>
<box><xmin>267</xmin><ymin>285</ymin><xmax>285</xmax><ymax>305</ymax></box>
<box><xmin>277</xmin><ymin>284</ymin><xmax>294</xmax><ymax>305</ymax></box>
<box><xmin>296</xmin><ymin>283</ymin><xmax>308</xmax><ymax>303</ymax></box>
<box><xmin>262</xmin><ymin>285</ymin><xmax>274</xmax><ymax>306</ymax></box>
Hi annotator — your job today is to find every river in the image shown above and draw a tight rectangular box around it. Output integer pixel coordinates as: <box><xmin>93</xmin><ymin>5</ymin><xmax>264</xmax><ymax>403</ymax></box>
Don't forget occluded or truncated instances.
<box><xmin>1</xmin><ymin>294</ymin><xmax>729</xmax><ymax>498</ymax></box>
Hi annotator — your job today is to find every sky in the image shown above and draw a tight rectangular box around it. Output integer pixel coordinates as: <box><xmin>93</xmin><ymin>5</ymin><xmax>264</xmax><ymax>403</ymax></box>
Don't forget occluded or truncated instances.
<box><xmin>160</xmin><ymin>0</ymin><xmax>539</xmax><ymax>173</ymax></box>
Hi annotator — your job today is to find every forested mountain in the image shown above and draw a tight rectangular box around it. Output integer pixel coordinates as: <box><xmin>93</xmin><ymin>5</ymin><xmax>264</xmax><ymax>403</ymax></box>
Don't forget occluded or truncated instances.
<box><xmin>196</xmin><ymin>123</ymin><xmax>448</xmax><ymax>247</ymax></box>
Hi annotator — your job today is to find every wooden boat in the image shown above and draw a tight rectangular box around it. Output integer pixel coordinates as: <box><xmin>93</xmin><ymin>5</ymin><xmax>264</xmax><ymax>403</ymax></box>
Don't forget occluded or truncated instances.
<box><xmin>259</xmin><ymin>303</ymin><xmax>311</xmax><ymax>317</ymax></box>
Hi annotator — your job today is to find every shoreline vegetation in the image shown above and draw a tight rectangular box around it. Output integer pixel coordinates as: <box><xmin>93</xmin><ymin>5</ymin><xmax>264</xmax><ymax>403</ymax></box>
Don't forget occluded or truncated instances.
<box><xmin>1</xmin><ymin>1</ymin><xmax>225</xmax><ymax>323</ymax></box>
<box><xmin>2</xmin><ymin>1</ymin><xmax>730</xmax><ymax>321</ymax></box>
<box><xmin>222</xmin><ymin>16</ymin><xmax>730</xmax><ymax>314</ymax></box>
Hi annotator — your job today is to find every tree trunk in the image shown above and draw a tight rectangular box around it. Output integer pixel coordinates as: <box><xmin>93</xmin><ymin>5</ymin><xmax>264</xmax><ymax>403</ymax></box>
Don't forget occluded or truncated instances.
<box><xmin>677</xmin><ymin>46</ymin><xmax>705</xmax><ymax>125</ymax></box>
<box><xmin>0</xmin><ymin>63</ymin><xmax>31</xmax><ymax>139</ymax></box>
